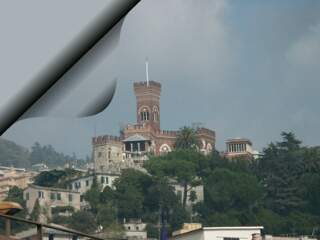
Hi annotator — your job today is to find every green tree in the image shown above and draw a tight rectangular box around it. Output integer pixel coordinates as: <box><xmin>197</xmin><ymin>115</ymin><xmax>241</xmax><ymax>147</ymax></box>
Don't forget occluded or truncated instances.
<box><xmin>69</xmin><ymin>211</ymin><xmax>97</xmax><ymax>234</ymax></box>
<box><xmin>112</xmin><ymin>169</ymin><xmax>151</xmax><ymax>219</ymax></box>
<box><xmin>257</xmin><ymin>132</ymin><xmax>306</xmax><ymax>214</ymax></box>
<box><xmin>175</xmin><ymin>126</ymin><xmax>199</xmax><ymax>150</ymax></box>
<box><xmin>29</xmin><ymin>142</ymin><xmax>86</xmax><ymax>168</ymax></box>
<box><xmin>6</xmin><ymin>186</ymin><xmax>25</xmax><ymax>207</ymax></box>
<box><xmin>146</xmin><ymin>150</ymin><xmax>202</xmax><ymax>209</ymax></box>
<box><xmin>206</xmin><ymin>168</ymin><xmax>262</xmax><ymax>211</ymax></box>
<box><xmin>30</xmin><ymin>199</ymin><xmax>41</xmax><ymax>221</ymax></box>
<box><xmin>97</xmin><ymin>203</ymin><xmax>117</xmax><ymax>228</ymax></box>
<box><xmin>34</xmin><ymin>169</ymin><xmax>81</xmax><ymax>188</ymax></box>
<box><xmin>0</xmin><ymin>138</ymin><xmax>30</xmax><ymax>168</ymax></box>
<box><xmin>84</xmin><ymin>176</ymin><xmax>101</xmax><ymax>214</ymax></box>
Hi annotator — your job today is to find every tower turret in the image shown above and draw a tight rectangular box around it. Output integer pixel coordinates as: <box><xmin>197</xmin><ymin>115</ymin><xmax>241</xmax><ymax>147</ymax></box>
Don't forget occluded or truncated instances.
<box><xmin>134</xmin><ymin>81</ymin><xmax>161</xmax><ymax>130</ymax></box>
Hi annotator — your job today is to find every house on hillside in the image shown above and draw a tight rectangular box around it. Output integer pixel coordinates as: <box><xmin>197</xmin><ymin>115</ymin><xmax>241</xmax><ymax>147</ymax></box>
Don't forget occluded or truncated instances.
<box><xmin>23</xmin><ymin>185</ymin><xmax>81</xmax><ymax>220</ymax></box>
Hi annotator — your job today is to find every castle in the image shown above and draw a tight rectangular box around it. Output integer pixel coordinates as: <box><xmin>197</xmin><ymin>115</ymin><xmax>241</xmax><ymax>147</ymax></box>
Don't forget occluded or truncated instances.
<box><xmin>92</xmin><ymin>80</ymin><xmax>216</xmax><ymax>173</ymax></box>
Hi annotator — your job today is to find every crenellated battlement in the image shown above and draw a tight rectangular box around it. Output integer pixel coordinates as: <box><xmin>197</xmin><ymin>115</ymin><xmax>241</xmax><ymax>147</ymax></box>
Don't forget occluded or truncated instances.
<box><xmin>196</xmin><ymin>127</ymin><xmax>216</xmax><ymax>138</ymax></box>
<box><xmin>156</xmin><ymin>130</ymin><xmax>178</xmax><ymax>137</ymax></box>
<box><xmin>134</xmin><ymin>81</ymin><xmax>161</xmax><ymax>89</ymax></box>
<box><xmin>92</xmin><ymin>135</ymin><xmax>122</xmax><ymax>145</ymax></box>
<box><xmin>92</xmin><ymin>79</ymin><xmax>217</xmax><ymax>173</ymax></box>
<box><xmin>125</xmin><ymin>124</ymin><xmax>149</xmax><ymax>131</ymax></box>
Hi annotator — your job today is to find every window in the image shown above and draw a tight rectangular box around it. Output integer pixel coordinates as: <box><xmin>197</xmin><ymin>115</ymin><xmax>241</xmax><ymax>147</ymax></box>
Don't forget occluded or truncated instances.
<box><xmin>153</xmin><ymin>106</ymin><xmax>159</xmax><ymax>122</ymax></box>
<box><xmin>108</xmin><ymin>151</ymin><xmax>111</xmax><ymax>159</ymax></box>
<box><xmin>140</xmin><ymin>108</ymin><xmax>150</xmax><ymax>121</ymax></box>
<box><xmin>101</xmin><ymin>176</ymin><xmax>105</xmax><ymax>184</ymax></box>
<box><xmin>26</xmin><ymin>192</ymin><xmax>29</xmax><ymax>201</ymax></box>
<box><xmin>86</xmin><ymin>180</ymin><xmax>89</xmax><ymax>187</ymax></box>
<box><xmin>68</xmin><ymin>194</ymin><xmax>73</xmax><ymax>202</ymax></box>
<box><xmin>80</xmin><ymin>195</ymin><xmax>84</xmax><ymax>202</ymax></box>
<box><xmin>106</xmin><ymin>177</ymin><xmax>109</xmax><ymax>184</ymax></box>
<box><xmin>128</xmin><ymin>226</ymin><xmax>131</xmax><ymax>230</ymax></box>
<box><xmin>98</xmin><ymin>152</ymin><xmax>102</xmax><ymax>157</ymax></box>
<box><xmin>50</xmin><ymin>193</ymin><xmax>55</xmax><ymax>200</ymax></box>
<box><xmin>38</xmin><ymin>191</ymin><xmax>44</xmax><ymax>199</ymax></box>
<box><xmin>57</xmin><ymin>193</ymin><xmax>61</xmax><ymax>201</ymax></box>
<box><xmin>136</xmin><ymin>226</ymin><xmax>139</xmax><ymax>230</ymax></box>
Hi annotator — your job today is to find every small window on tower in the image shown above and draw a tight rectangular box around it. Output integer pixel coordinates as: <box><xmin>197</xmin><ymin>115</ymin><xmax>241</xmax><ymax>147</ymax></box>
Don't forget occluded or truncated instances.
<box><xmin>154</xmin><ymin>111</ymin><xmax>158</xmax><ymax>122</ymax></box>
<box><xmin>140</xmin><ymin>108</ymin><xmax>150</xmax><ymax>121</ymax></box>
<box><xmin>153</xmin><ymin>106</ymin><xmax>159</xmax><ymax>122</ymax></box>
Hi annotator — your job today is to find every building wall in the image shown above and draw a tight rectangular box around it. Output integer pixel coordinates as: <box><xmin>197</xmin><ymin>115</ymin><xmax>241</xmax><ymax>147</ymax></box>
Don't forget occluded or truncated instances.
<box><xmin>92</xmin><ymin>80</ymin><xmax>216</xmax><ymax>170</ymax></box>
<box><xmin>225</xmin><ymin>139</ymin><xmax>254</xmax><ymax>160</ymax></box>
<box><xmin>202</xmin><ymin>228</ymin><xmax>262</xmax><ymax>240</ymax></box>
<box><xmin>134</xmin><ymin>81</ymin><xmax>161</xmax><ymax>131</ymax></box>
<box><xmin>69</xmin><ymin>174</ymin><xmax>119</xmax><ymax>194</ymax></box>
<box><xmin>92</xmin><ymin>137</ymin><xmax>123</xmax><ymax>173</ymax></box>
<box><xmin>23</xmin><ymin>185</ymin><xmax>81</xmax><ymax>217</ymax></box>
<box><xmin>124</xmin><ymin>222</ymin><xmax>147</xmax><ymax>240</ymax></box>
<box><xmin>0</xmin><ymin>169</ymin><xmax>35</xmax><ymax>200</ymax></box>
<box><xmin>173</xmin><ymin>230</ymin><xmax>204</xmax><ymax>240</ymax></box>
<box><xmin>173</xmin><ymin>227</ymin><xmax>263</xmax><ymax>240</ymax></box>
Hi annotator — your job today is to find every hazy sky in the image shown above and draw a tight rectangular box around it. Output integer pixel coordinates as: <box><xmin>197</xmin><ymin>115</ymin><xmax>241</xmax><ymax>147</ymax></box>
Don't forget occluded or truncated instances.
<box><xmin>3</xmin><ymin>0</ymin><xmax>320</xmax><ymax>158</ymax></box>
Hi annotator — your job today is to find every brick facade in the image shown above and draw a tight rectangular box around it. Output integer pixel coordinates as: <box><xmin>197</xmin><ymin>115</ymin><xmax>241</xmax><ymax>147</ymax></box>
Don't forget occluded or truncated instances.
<box><xmin>92</xmin><ymin>80</ymin><xmax>216</xmax><ymax>171</ymax></box>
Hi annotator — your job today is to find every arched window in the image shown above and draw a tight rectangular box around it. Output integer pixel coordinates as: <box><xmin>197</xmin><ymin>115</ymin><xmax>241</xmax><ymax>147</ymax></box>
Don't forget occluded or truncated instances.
<box><xmin>140</xmin><ymin>107</ymin><xmax>150</xmax><ymax>121</ymax></box>
<box><xmin>159</xmin><ymin>144</ymin><xmax>172</xmax><ymax>155</ymax></box>
<box><xmin>153</xmin><ymin>106</ymin><xmax>159</xmax><ymax>122</ymax></box>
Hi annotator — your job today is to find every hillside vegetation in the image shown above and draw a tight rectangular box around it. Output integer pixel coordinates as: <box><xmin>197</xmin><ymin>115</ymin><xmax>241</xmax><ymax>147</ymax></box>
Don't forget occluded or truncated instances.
<box><xmin>0</xmin><ymin>138</ymin><xmax>86</xmax><ymax>169</ymax></box>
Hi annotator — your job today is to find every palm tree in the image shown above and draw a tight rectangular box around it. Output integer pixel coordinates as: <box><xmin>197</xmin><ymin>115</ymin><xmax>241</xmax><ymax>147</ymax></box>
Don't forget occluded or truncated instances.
<box><xmin>175</xmin><ymin>126</ymin><xmax>199</xmax><ymax>150</ymax></box>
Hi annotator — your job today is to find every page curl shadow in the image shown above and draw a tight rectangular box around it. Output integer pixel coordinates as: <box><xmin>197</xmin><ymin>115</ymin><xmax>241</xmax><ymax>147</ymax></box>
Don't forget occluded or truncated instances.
<box><xmin>21</xmin><ymin>20</ymin><xmax>123</xmax><ymax>118</ymax></box>
<box><xmin>0</xmin><ymin>0</ymin><xmax>141</xmax><ymax>135</ymax></box>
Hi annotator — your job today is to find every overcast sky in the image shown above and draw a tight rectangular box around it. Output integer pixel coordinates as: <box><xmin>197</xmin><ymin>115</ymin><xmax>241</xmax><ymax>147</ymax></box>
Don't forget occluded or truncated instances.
<box><xmin>3</xmin><ymin>0</ymin><xmax>320</xmax><ymax>158</ymax></box>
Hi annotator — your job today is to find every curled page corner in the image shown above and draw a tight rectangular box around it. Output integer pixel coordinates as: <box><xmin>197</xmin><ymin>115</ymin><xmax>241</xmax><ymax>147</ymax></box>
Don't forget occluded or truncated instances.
<box><xmin>20</xmin><ymin>19</ymin><xmax>123</xmax><ymax>119</ymax></box>
<box><xmin>0</xmin><ymin>0</ymin><xmax>141</xmax><ymax>135</ymax></box>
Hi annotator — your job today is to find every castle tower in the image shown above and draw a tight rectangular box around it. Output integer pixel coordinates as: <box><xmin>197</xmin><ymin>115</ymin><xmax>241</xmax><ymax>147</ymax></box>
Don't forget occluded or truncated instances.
<box><xmin>134</xmin><ymin>81</ymin><xmax>161</xmax><ymax>130</ymax></box>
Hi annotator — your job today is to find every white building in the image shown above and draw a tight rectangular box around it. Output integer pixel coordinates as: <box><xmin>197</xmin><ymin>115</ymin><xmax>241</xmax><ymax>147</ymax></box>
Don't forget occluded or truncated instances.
<box><xmin>263</xmin><ymin>235</ymin><xmax>317</xmax><ymax>240</ymax></box>
<box><xmin>123</xmin><ymin>219</ymin><xmax>147</xmax><ymax>240</ymax></box>
<box><xmin>68</xmin><ymin>173</ymin><xmax>119</xmax><ymax>209</ymax></box>
<box><xmin>225</xmin><ymin>138</ymin><xmax>256</xmax><ymax>160</ymax></box>
<box><xmin>23</xmin><ymin>185</ymin><xmax>81</xmax><ymax>218</ymax></box>
<box><xmin>172</xmin><ymin>226</ymin><xmax>264</xmax><ymax>240</ymax></box>
<box><xmin>69</xmin><ymin>173</ymin><xmax>119</xmax><ymax>194</ymax></box>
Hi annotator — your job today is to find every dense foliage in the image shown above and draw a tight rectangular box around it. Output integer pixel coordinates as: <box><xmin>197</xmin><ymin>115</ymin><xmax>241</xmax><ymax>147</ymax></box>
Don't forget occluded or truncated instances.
<box><xmin>30</xmin><ymin>142</ymin><xmax>86</xmax><ymax>168</ymax></box>
<box><xmin>0</xmin><ymin>138</ymin><xmax>87</xmax><ymax>169</ymax></box>
<box><xmin>33</xmin><ymin>169</ymin><xmax>83</xmax><ymax>188</ymax></box>
<box><xmin>0</xmin><ymin>138</ymin><xmax>30</xmax><ymax>168</ymax></box>
<box><xmin>3</xmin><ymin>131</ymin><xmax>320</xmax><ymax>237</ymax></box>
<box><xmin>74</xmin><ymin>168</ymin><xmax>189</xmax><ymax>235</ymax></box>
<box><xmin>195</xmin><ymin>132</ymin><xmax>320</xmax><ymax>236</ymax></box>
